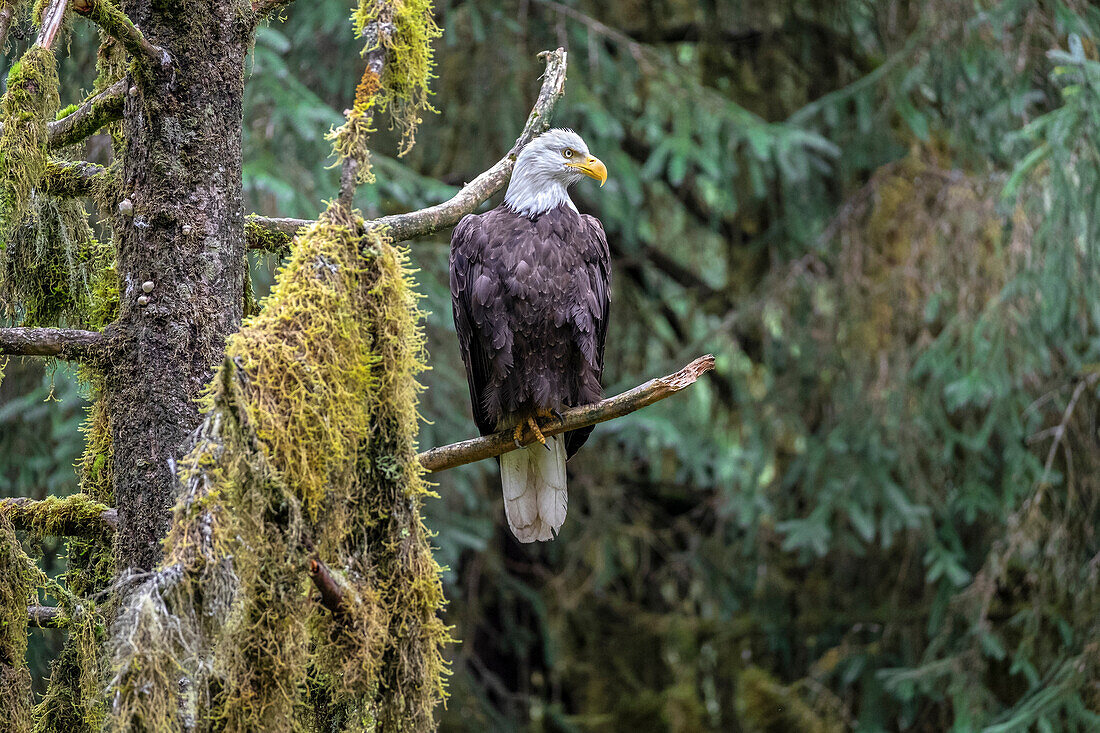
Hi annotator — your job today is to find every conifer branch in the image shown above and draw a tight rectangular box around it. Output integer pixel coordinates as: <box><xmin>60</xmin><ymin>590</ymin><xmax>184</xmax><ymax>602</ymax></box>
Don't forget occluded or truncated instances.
<box><xmin>0</xmin><ymin>497</ymin><xmax>118</xmax><ymax>538</ymax></box>
<box><xmin>28</xmin><ymin>605</ymin><xmax>65</xmax><ymax>628</ymax></box>
<box><xmin>40</xmin><ymin>159</ymin><xmax>116</xmax><ymax>198</ymax></box>
<box><xmin>72</xmin><ymin>0</ymin><xmax>171</xmax><ymax>68</ymax></box>
<box><xmin>245</xmin><ymin>47</ymin><xmax>569</xmax><ymax>250</ymax></box>
<box><xmin>308</xmin><ymin>557</ymin><xmax>345</xmax><ymax>616</ymax></box>
<box><xmin>417</xmin><ymin>354</ymin><xmax>715</xmax><ymax>473</ymax></box>
<box><xmin>48</xmin><ymin>80</ymin><xmax>127</xmax><ymax>149</ymax></box>
<box><xmin>0</xmin><ymin>327</ymin><xmax>105</xmax><ymax>359</ymax></box>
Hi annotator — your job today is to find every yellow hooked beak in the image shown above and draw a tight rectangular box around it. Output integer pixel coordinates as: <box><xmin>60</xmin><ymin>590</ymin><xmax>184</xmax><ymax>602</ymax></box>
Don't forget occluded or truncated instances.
<box><xmin>568</xmin><ymin>155</ymin><xmax>608</xmax><ymax>187</ymax></box>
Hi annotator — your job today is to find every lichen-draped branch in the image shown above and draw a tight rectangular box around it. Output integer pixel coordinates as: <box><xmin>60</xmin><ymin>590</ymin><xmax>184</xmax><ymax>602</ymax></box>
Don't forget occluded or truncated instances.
<box><xmin>0</xmin><ymin>0</ymin><xmax>16</xmax><ymax>50</ymax></box>
<box><xmin>72</xmin><ymin>0</ymin><xmax>171</xmax><ymax>68</ymax></box>
<box><xmin>47</xmin><ymin>79</ymin><xmax>126</xmax><ymax>149</ymax></box>
<box><xmin>0</xmin><ymin>326</ymin><xmax>105</xmax><ymax>359</ymax></box>
<box><xmin>40</xmin><ymin>159</ymin><xmax>116</xmax><ymax>198</ymax></box>
<box><xmin>417</xmin><ymin>354</ymin><xmax>716</xmax><ymax>472</ymax></box>
<box><xmin>28</xmin><ymin>604</ymin><xmax>65</xmax><ymax>628</ymax></box>
<box><xmin>246</xmin><ymin>47</ymin><xmax>569</xmax><ymax>254</ymax></box>
<box><xmin>251</xmin><ymin>0</ymin><xmax>295</xmax><ymax>19</ymax></box>
<box><xmin>0</xmin><ymin>496</ymin><xmax>117</xmax><ymax>538</ymax></box>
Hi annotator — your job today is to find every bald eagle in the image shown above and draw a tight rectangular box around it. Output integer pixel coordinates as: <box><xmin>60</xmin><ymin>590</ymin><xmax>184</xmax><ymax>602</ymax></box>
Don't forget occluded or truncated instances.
<box><xmin>450</xmin><ymin>129</ymin><xmax>611</xmax><ymax>543</ymax></box>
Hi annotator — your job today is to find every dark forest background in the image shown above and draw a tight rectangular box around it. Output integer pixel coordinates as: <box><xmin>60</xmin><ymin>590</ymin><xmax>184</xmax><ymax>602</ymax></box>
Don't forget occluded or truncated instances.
<box><xmin>4</xmin><ymin>0</ymin><xmax>1100</xmax><ymax>729</ymax></box>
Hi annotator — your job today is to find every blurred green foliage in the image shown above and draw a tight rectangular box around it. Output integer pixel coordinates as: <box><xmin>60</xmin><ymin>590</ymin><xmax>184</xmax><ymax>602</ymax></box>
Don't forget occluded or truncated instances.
<box><xmin>4</xmin><ymin>0</ymin><xmax>1100</xmax><ymax>729</ymax></box>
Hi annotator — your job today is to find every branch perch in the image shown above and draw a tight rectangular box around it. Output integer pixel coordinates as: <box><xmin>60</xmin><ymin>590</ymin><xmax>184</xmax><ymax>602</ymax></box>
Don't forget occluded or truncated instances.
<box><xmin>417</xmin><ymin>354</ymin><xmax>716</xmax><ymax>473</ymax></box>
<box><xmin>40</xmin><ymin>159</ymin><xmax>116</xmax><ymax>198</ymax></box>
<box><xmin>245</xmin><ymin>47</ymin><xmax>569</xmax><ymax>253</ymax></box>
<box><xmin>0</xmin><ymin>327</ymin><xmax>105</xmax><ymax>359</ymax></box>
<box><xmin>0</xmin><ymin>496</ymin><xmax>117</xmax><ymax>538</ymax></box>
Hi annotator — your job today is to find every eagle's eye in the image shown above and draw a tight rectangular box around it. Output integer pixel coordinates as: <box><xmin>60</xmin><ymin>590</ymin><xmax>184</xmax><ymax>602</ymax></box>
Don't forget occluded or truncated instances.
<box><xmin>563</xmin><ymin>148</ymin><xmax>575</xmax><ymax>159</ymax></box>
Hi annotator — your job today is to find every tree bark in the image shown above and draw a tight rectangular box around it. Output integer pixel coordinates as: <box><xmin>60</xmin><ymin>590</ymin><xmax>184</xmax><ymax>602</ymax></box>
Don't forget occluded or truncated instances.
<box><xmin>105</xmin><ymin>2</ymin><xmax>249</xmax><ymax>572</ymax></box>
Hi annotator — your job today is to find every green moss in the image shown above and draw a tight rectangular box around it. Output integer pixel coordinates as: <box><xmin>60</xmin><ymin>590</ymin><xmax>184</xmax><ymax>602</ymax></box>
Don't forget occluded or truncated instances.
<box><xmin>0</xmin><ymin>494</ymin><xmax>113</xmax><ymax>540</ymax></box>
<box><xmin>0</xmin><ymin>46</ymin><xmax>60</xmax><ymax>238</ymax></box>
<box><xmin>245</xmin><ymin>215</ymin><xmax>293</xmax><ymax>257</ymax></box>
<box><xmin>330</xmin><ymin>0</ymin><xmax>441</xmax><ymax>180</ymax></box>
<box><xmin>0</xmin><ymin>515</ymin><xmax>36</xmax><ymax>733</ymax></box>
<box><xmin>55</xmin><ymin>103</ymin><xmax>79</xmax><ymax>120</ymax></box>
<box><xmin>736</xmin><ymin>668</ymin><xmax>843</xmax><ymax>733</ymax></box>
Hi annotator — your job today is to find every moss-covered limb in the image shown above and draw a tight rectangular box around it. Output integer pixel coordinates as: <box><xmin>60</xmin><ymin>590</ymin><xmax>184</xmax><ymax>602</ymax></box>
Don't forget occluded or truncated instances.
<box><xmin>0</xmin><ymin>327</ymin><xmax>105</xmax><ymax>359</ymax></box>
<box><xmin>0</xmin><ymin>46</ymin><xmax>60</xmax><ymax>236</ymax></box>
<box><xmin>47</xmin><ymin>79</ymin><xmax>125</xmax><ymax>149</ymax></box>
<box><xmin>32</xmin><ymin>607</ymin><xmax>107</xmax><ymax>732</ymax></box>
<box><xmin>0</xmin><ymin>81</ymin><xmax>124</xmax><ymax>147</ymax></box>
<box><xmin>736</xmin><ymin>667</ymin><xmax>844</xmax><ymax>733</ymax></box>
<box><xmin>418</xmin><ymin>354</ymin><xmax>716</xmax><ymax>472</ymax></box>
<box><xmin>72</xmin><ymin>0</ymin><xmax>170</xmax><ymax>68</ymax></box>
<box><xmin>245</xmin><ymin>214</ymin><xmax>308</xmax><ymax>256</ymax></box>
<box><xmin>0</xmin><ymin>496</ymin><xmax>117</xmax><ymax>538</ymax></box>
<box><xmin>0</xmin><ymin>515</ymin><xmax>37</xmax><ymax>733</ymax></box>
<box><xmin>39</xmin><ymin>159</ymin><xmax>116</xmax><ymax>198</ymax></box>
<box><xmin>369</xmin><ymin>47</ymin><xmax>567</xmax><ymax>242</ymax></box>
<box><xmin>34</xmin><ymin>0</ymin><xmax>68</xmax><ymax>49</ymax></box>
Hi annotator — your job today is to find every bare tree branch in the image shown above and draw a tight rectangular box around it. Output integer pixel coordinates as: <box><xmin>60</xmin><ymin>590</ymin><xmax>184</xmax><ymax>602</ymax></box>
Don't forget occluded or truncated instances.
<box><xmin>0</xmin><ymin>1</ymin><xmax>16</xmax><ymax>50</ymax></box>
<box><xmin>28</xmin><ymin>605</ymin><xmax>65</xmax><ymax>628</ymax></box>
<box><xmin>245</xmin><ymin>47</ymin><xmax>569</xmax><ymax>252</ymax></box>
<box><xmin>0</xmin><ymin>327</ymin><xmax>105</xmax><ymax>359</ymax></box>
<box><xmin>72</xmin><ymin>0</ymin><xmax>171</xmax><ymax>68</ymax></box>
<box><xmin>48</xmin><ymin>80</ymin><xmax>127</xmax><ymax>149</ymax></box>
<box><xmin>36</xmin><ymin>0</ymin><xmax>69</xmax><ymax>49</ymax></box>
<box><xmin>0</xmin><ymin>496</ymin><xmax>117</xmax><ymax>538</ymax></box>
<box><xmin>417</xmin><ymin>354</ymin><xmax>716</xmax><ymax>473</ymax></box>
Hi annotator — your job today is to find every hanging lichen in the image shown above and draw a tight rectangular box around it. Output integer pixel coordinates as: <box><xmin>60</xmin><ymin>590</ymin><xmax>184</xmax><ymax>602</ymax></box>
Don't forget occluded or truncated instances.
<box><xmin>0</xmin><ymin>46</ymin><xmax>59</xmax><ymax>240</ymax></box>
<box><xmin>330</xmin><ymin>0</ymin><xmax>441</xmax><ymax>181</ymax></box>
<box><xmin>0</xmin><ymin>514</ymin><xmax>36</xmax><ymax>733</ymax></box>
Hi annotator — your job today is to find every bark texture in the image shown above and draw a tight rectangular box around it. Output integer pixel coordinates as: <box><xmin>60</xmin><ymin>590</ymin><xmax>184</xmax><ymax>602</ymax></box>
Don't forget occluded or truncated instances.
<box><xmin>106</xmin><ymin>1</ymin><xmax>249</xmax><ymax>572</ymax></box>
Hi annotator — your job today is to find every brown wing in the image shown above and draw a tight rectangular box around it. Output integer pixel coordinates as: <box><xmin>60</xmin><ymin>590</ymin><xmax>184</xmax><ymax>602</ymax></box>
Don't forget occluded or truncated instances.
<box><xmin>564</xmin><ymin>213</ymin><xmax>612</xmax><ymax>458</ymax></box>
<box><xmin>450</xmin><ymin>213</ymin><xmax>498</xmax><ymax>436</ymax></box>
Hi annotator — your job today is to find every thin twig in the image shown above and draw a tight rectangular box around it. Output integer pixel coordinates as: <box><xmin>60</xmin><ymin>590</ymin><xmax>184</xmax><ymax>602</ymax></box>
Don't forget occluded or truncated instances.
<box><xmin>245</xmin><ymin>47</ymin><xmax>569</xmax><ymax>251</ymax></box>
<box><xmin>416</xmin><ymin>354</ymin><xmax>715</xmax><ymax>473</ymax></box>
<box><xmin>0</xmin><ymin>497</ymin><xmax>118</xmax><ymax>538</ymax></box>
<box><xmin>0</xmin><ymin>327</ymin><xmax>105</xmax><ymax>359</ymax></box>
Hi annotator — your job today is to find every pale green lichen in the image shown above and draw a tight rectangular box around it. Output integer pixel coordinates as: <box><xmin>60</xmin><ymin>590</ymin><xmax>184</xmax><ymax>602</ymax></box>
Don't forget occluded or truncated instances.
<box><xmin>330</xmin><ymin>0</ymin><xmax>441</xmax><ymax>181</ymax></box>
<box><xmin>107</xmin><ymin>206</ymin><xmax>448</xmax><ymax>732</ymax></box>
<box><xmin>0</xmin><ymin>46</ymin><xmax>60</xmax><ymax>239</ymax></box>
<box><xmin>0</xmin><ymin>514</ymin><xmax>36</xmax><ymax>733</ymax></box>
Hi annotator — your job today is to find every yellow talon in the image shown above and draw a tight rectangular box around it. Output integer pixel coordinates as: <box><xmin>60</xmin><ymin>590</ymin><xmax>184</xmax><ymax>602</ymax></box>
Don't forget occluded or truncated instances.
<box><xmin>526</xmin><ymin>416</ymin><xmax>547</xmax><ymax>446</ymax></box>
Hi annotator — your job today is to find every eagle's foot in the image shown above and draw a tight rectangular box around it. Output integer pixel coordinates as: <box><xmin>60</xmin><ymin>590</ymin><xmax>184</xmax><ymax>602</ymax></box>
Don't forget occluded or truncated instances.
<box><xmin>538</xmin><ymin>407</ymin><xmax>565</xmax><ymax>425</ymax></box>
<box><xmin>513</xmin><ymin>415</ymin><xmax>550</xmax><ymax>448</ymax></box>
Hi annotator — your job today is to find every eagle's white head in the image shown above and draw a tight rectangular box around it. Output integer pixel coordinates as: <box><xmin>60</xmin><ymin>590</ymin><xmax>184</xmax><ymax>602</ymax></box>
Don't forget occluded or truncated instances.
<box><xmin>503</xmin><ymin>128</ymin><xmax>607</xmax><ymax>218</ymax></box>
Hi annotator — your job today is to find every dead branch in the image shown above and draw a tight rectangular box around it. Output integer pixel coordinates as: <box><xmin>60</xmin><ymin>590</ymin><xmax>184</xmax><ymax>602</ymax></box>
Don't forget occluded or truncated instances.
<box><xmin>246</xmin><ymin>47</ymin><xmax>569</xmax><ymax>252</ymax></box>
<box><xmin>28</xmin><ymin>605</ymin><xmax>65</xmax><ymax>628</ymax></box>
<box><xmin>417</xmin><ymin>354</ymin><xmax>716</xmax><ymax>473</ymax></box>
<box><xmin>48</xmin><ymin>80</ymin><xmax>127</xmax><ymax>149</ymax></box>
<box><xmin>0</xmin><ymin>327</ymin><xmax>105</xmax><ymax>359</ymax></box>
<box><xmin>36</xmin><ymin>0</ymin><xmax>69</xmax><ymax>49</ymax></box>
<box><xmin>0</xmin><ymin>1</ymin><xmax>15</xmax><ymax>50</ymax></box>
<box><xmin>0</xmin><ymin>496</ymin><xmax>118</xmax><ymax>538</ymax></box>
<box><xmin>73</xmin><ymin>0</ymin><xmax>171</xmax><ymax>68</ymax></box>
<box><xmin>308</xmin><ymin>557</ymin><xmax>345</xmax><ymax>616</ymax></box>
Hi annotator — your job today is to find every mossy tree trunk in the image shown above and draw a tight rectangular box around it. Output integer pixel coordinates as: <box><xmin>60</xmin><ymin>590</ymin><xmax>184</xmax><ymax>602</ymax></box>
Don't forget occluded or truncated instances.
<box><xmin>104</xmin><ymin>1</ymin><xmax>248</xmax><ymax>571</ymax></box>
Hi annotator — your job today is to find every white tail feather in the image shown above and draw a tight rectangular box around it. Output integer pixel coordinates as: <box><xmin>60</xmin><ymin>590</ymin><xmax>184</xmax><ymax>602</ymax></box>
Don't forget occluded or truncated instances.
<box><xmin>501</xmin><ymin>435</ymin><xmax>567</xmax><ymax>542</ymax></box>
